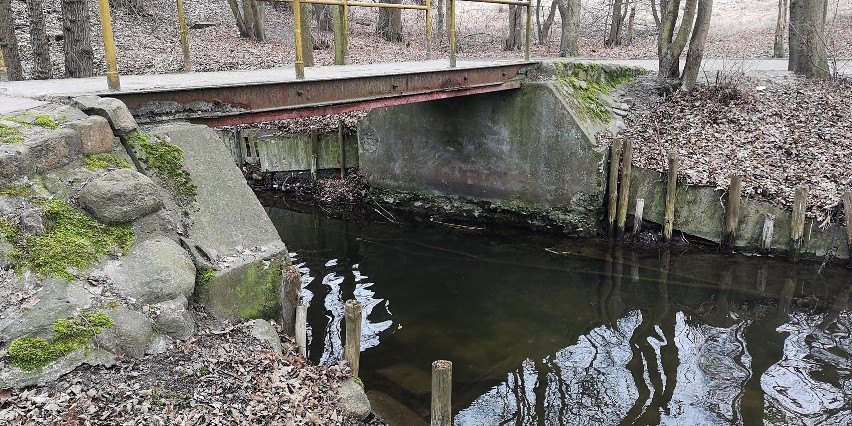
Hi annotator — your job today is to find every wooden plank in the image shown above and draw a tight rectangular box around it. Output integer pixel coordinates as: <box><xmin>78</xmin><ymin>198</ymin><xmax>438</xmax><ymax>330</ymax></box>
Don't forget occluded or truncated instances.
<box><xmin>789</xmin><ymin>186</ymin><xmax>808</xmax><ymax>261</ymax></box>
<box><xmin>722</xmin><ymin>175</ymin><xmax>742</xmax><ymax>250</ymax></box>
<box><xmin>664</xmin><ymin>153</ymin><xmax>678</xmax><ymax>243</ymax></box>
<box><xmin>431</xmin><ymin>360</ymin><xmax>452</xmax><ymax>426</ymax></box>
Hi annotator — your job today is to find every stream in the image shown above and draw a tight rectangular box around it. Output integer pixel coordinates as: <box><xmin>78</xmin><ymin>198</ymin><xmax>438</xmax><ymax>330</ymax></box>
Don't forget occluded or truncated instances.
<box><xmin>259</xmin><ymin>193</ymin><xmax>852</xmax><ymax>426</ymax></box>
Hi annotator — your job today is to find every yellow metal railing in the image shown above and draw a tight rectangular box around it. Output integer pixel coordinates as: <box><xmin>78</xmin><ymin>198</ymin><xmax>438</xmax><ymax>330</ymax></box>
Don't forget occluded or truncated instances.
<box><xmin>272</xmin><ymin>0</ymin><xmax>432</xmax><ymax>78</ymax></box>
<box><xmin>95</xmin><ymin>0</ymin><xmax>192</xmax><ymax>90</ymax></box>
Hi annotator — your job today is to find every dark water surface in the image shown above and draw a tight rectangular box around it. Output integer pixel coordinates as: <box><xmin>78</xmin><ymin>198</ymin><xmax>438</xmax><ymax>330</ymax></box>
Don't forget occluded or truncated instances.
<box><xmin>260</xmin><ymin>194</ymin><xmax>852</xmax><ymax>426</ymax></box>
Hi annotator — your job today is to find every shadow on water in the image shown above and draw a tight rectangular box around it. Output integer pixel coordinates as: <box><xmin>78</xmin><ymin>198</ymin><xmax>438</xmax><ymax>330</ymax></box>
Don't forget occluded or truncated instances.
<box><xmin>259</xmin><ymin>193</ymin><xmax>852</xmax><ymax>426</ymax></box>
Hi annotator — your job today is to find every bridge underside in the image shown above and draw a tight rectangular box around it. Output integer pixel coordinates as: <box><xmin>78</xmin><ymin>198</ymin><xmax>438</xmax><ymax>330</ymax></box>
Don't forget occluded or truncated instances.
<box><xmin>112</xmin><ymin>62</ymin><xmax>531</xmax><ymax>126</ymax></box>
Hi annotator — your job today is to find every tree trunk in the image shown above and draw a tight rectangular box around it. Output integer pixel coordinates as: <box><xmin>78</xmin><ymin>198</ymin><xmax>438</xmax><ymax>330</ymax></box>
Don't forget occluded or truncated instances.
<box><xmin>0</xmin><ymin>0</ymin><xmax>22</xmax><ymax>80</ymax></box>
<box><xmin>658</xmin><ymin>0</ymin><xmax>698</xmax><ymax>80</ymax></box>
<box><xmin>681</xmin><ymin>0</ymin><xmax>713</xmax><ymax>90</ymax></box>
<box><xmin>773</xmin><ymin>0</ymin><xmax>788</xmax><ymax>57</ymax></box>
<box><xmin>605</xmin><ymin>0</ymin><xmax>624</xmax><ymax>47</ymax></box>
<box><xmin>505</xmin><ymin>5</ymin><xmax>523</xmax><ymax>50</ymax></box>
<box><xmin>300</xmin><ymin>2</ymin><xmax>314</xmax><ymax>66</ymax></box>
<box><xmin>540</xmin><ymin>1</ymin><xmax>557</xmax><ymax>44</ymax></box>
<box><xmin>624</xmin><ymin>6</ymin><xmax>636</xmax><ymax>46</ymax></box>
<box><xmin>315</xmin><ymin>5</ymin><xmax>332</xmax><ymax>31</ymax></box>
<box><xmin>789</xmin><ymin>0</ymin><xmax>828</xmax><ymax>78</ymax></box>
<box><xmin>378</xmin><ymin>0</ymin><xmax>403</xmax><ymax>42</ymax></box>
<box><xmin>227</xmin><ymin>0</ymin><xmax>250</xmax><ymax>37</ymax></box>
<box><xmin>61</xmin><ymin>0</ymin><xmax>94</xmax><ymax>78</ymax></box>
<box><xmin>435</xmin><ymin>0</ymin><xmax>444</xmax><ymax>41</ymax></box>
<box><xmin>556</xmin><ymin>0</ymin><xmax>580</xmax><ymax>57</ymax></box>
<box><xmin>227</xmin><ymin>0</ymin><xmax>266</xmax><ymax>41</ymax></box>
<box><xmin>651</xmin><ymin>0</ymin><xmax>661</xmax><ymax>29</ymax></box>
<box><xmin>28</xmin><ymin>0</ymin><xmax>52</xmax><ymax>79</ymax></box>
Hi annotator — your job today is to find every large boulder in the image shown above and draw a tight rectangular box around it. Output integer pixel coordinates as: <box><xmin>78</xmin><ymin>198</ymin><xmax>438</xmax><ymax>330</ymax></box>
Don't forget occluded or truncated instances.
<box><xmin>100</xmin><ymin>238</ymin><xmax>196</xmax><ymax>305</ymax></box>
<box><xmin>338</xmin><ymin>377</ymin><xmax>372</xmax><ymax>421</ymax></box>
<box><xmin>95</xmin><ymin>307</ymin><xmax>153</xmax><ymax>358</ymax></box>
<box><xmin>249</xmin><ymin>319</ymin><xmax>282</xmax><ymax>356</ymax></box>
<box><xmin>78</xmin><ymin>169</ymin><xmax>163</xmax><ymax>224</ymax></box>
<box><xmin>0</xmin><ymin>279</ymin><xmax>94</xmax><ymax>345</ymax></box>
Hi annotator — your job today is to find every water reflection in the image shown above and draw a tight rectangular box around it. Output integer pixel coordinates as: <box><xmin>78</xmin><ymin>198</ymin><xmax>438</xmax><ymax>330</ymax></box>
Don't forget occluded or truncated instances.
<box><xmin>260</xmin><ymin>194</ymin><xmax>852</xmax><ymax>425</ymax></box>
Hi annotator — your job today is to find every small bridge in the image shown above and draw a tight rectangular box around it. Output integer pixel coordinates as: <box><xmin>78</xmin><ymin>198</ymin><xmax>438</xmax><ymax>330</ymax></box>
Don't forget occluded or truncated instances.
<box><xmin>0</xmin><ymin>59</ymin><xmax>534</xmax><ymax>126</ymax></box>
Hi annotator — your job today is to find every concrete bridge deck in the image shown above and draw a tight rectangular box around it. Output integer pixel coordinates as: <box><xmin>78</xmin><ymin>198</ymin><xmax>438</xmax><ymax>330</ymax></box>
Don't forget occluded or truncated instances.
<box><xmin>0</xmin><ymin>59</ymin><xmax>535</xmax><ymax>126</ymax></box>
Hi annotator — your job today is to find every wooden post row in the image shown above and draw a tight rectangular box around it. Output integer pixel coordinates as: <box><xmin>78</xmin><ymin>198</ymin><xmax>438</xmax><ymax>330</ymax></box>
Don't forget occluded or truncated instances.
<box><xmin>615</xmin><ymin>139</ymin><xmax>633</xmax><ymax>238</ymax></box>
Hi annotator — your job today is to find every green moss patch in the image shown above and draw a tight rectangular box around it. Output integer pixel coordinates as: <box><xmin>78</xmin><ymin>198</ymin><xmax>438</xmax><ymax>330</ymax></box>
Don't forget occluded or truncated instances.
<box><xmin>197</xmin><ymin>267</ymin><xmax>216</xmax><ymax>286</ymax></box>
<box><xmin>128</xmin><ymin>132</ymin><xmax>197</xmax><ymax>199</ymax></box>
<box><xmin>0</xmin><ymin>123</ymin><xmax>23</xmax><ymax>144</ymax></box>
<box><xmin>554</xmin><ymin>62</ymin><xmax>635</xmax><ymax>124</ymax></box>
<box><xmin>84</xmin><ymin>153</ymin><xmax>132</xmax><ymax>171</ymax></box>
<box><xmin>8</xmin><ymin>311</ymin><xmax>114</xmax><ymax>371</ymax></box>
<box><xmin>6</xmin><ymin>199</ymin><xmax>133</xmax><ymax>280</ymax></box>
<box><xmin>0</xmin><ymin>184</ymin><xmax>33</xmax><ymax>197</ymax></box>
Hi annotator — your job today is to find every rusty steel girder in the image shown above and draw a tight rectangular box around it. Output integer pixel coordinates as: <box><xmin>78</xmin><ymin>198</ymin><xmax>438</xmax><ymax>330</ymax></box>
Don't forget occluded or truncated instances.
<box><xmin>112</xmin><ymin>63</ymin><xmax>531</xmax><ymax>126</ymax></box>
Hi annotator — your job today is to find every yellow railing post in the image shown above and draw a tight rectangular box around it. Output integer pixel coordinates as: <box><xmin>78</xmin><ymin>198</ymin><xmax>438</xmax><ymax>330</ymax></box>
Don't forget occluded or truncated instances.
<box><xmin>448</xmin><ymin>0</ymin><xmax>456</xmax><ymax>67</ymax></box>
<box><xmin>97</xmin><ymin>0</ymin><xmax>121</xmax><ymax>90</ymax></box>
<box><xmin>524</xmin><ymin>0</ymin><xmax>531</xmax><ymax>61</ymax></box>
<box><xmin>293</xmin><ymin>0</ymin><xmax>305</xmax><ymax>78</ymax></box>
<box><xmin>425</xmin><ymin>0</ymin><xmax>432</xmax><ymax>59</ymax></box>
<box><xmin>177</xmin><ymin>0</ymin><xmax>192</xmax><ymax>71</ymax></box>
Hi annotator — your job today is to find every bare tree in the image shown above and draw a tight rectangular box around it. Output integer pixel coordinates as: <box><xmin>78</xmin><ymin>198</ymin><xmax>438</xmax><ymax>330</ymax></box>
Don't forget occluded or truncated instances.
<box><xmin>681</xmin><ymin>0</ymin><xmax>713</xmax><ymax>90</ymax></box>
<box><xmin>788</xmin><ymin>0</ymin><xmax>828</xmax><ymax>78</ymax></box>
<box><xmin>658</xmin><ymin>0</ymin><xmax>697</xmax><ymax>80</ymax></box>
<box><xmin>556</xmin><ymin>0</ymin><xmax>581</xmax><ymax>57</ymax></box>
<box><xmin>314</xmin><ymin>5</ymin><xmax>333</xmax><ymax>31</ymax></box>
<box><xmin>773</xmin><ymin>0</ymin><xmax>788</xmax><ymax>57</ymax></box>
<box><xmin>624</xmin><ymin>5</ymin><xmax>636</xmax><ymax>46</ymax></box>
<box><xmin>605</xmin><ymin>0</ymin><xmax>624</xmax><ymax>47</ymax></box>
<box><xmin>61</xmin><ymin>0</ymin><xmax>94</xmax><ymax>78</ymax></box>
<box><xmin>505</xmin><ymin>5</ymin><xmax>523</xmax><ymax>50</ymax></box>
<box><xmin>227</xmin><ymin>0</ymin><xmax>267</xmax><ymax>41</ymax></box>
<box><xmin>378</xmin><ymin>1</ymin><xmax>403</xmax><ymax>42</ymax></box>
<box><xmin>300</xmin><ymin>3</ymin><xmax>315</xmax><ymax>66</ymax></box>
<box><xmin>28</xmin><ymin>0</ymin><xmax>52</xmax><ymax>79</ymax></box>
<box><xmin>539</xmin><ymin>0</ymin><xmax>558</xmax><ymax>44</ymax></box>
<box><xmin>0</xmin><ymin>0</ymin><xmax>22</xmax><ymax>81</ymax></box>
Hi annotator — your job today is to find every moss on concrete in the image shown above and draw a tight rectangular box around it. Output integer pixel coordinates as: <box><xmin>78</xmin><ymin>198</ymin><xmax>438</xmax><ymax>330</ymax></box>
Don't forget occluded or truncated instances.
<box><xmin>8</xmin><ymin>311</ymin><xmax>114</xmax><ymax>371</ymax></box>
<box><xmin>195</xmin><ymin>256</ymin><xmax>285</xmax><ymax>321</ymax></box>
<box><xmin>6</xmin><ymin>199</ymin><xmax>133</xmax><ymax>280</ymax></box>
<box><xmin>84</xmin><ymin>154</ymin><xmax>132</xmax><ymax>171</ymax></box>
<box><xmin>128</xmin><ymin>132</ymin><xmax>197</xmax><ymax>200</ymax></box>
<box><xmin>553</xmin><ymin>62</ymin><xmax>634</xmax><ymax>124</ymax></box>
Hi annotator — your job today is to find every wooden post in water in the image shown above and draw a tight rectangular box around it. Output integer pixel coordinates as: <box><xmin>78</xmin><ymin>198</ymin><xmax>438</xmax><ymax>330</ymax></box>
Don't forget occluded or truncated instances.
<box><xmin>295</xmin><ymin>305</ymin><xmax>308</xmax><ymax>357</ymax></box>
<box><xmin>310</xmin><ymin>127</ymin><xmax>319</xmax><ymax>181</ymax></box>
<box><xmin>664</xmin><ymin>153</ymin><xmax>679</xmax><ymax>243</ymax></box>
<box><xmin>431</xmin><ymin>360</ymin><xmax>452</xmax><ymax>426</ymax></box>
<box><xmin>615</xmin><ymin>139</ymin><xmax>633</xmax><ymax>238</ymax></box>
<box><xmin>759</xmin><ymin>214</ymin><xmax>775</xmax><ymax>254</ymax></box>
<box><xmin>606</xmin><ymin>140</ymin><xmax>622</xmax><ymax>237</ymax></box>
<box><xmin>344</xmin><ymin>299</ymin><xmax>362</xmax><ymax>377</ymax></box>
<box><xmin>789</xmin><ymin>186</ymin><xmax>808</xmax><ymax>262</ymax></box>
<box><xmin>633</xmin><ymin>198</ymin><xmax>644</xmax><ymax>234</ymax></box>
<box><xmin>844</xmin><ymin>192</ymin><xmax>852</xmax><ymax>260</ymax></box>
<box><xmin>722</xmin><ymin>175</ymin><xmax>742</xmax><ymax>250</ymax></box>
<box><xmin>338</xmin><ymin>120</ymin><xmax>345</xmax><ymax>178</ymax></box>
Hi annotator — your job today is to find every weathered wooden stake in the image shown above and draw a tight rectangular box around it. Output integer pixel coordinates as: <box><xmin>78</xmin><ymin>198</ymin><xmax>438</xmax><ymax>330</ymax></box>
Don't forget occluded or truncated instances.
<box><xmin>338</xmin><ymin>120</ymin><xmax>345</xmax><ymax>179</ymax></box>
<box><xmin>607</xmin><ymin>140</ymin><xmax>622</xmax><ymax>237</ymax></box>
<box><xmin>344</xmin><ymin>299</ymin><xmax>362</xmax><ymax>377</ymax></box>
<box><xmin>633</xmin><ymin>198</ymin><xmax>644</xmax><ymax>234</ymax></box>
<box><xmin>431</xmin><ymin>360</ymin><xmax>452</xmax><ymax>426</ymax></box>
<box><xmin>664</xmin><ymin>153</ymin><xmax>679</xmax><ymax>243</ymax></box>
<box><xmin>844</xmin><ymin>191</ymin><xmax>852</xmax><ymax>260</ymax></box>
<box><xmin>310</xmin><ymin>127</ymin><xmax>318</xmax><ymax>181</ymax></box>
<box><xmin>789</xmin><ymin>186</ymin><xmax>808</xmax><ymax>262</ymax></box>
<box><xmin>295</xmin><ymin>305</ymin><xmax>308</xmax><ymax>357</ymax></box>
<box><xmin>722</xmin><ymin>175</ymin><xmax>742</xmax><ymax>250</ymax></box>
<box><xmin>759</xmin><ymin>214</ymin><xmax>775</xmax><ymax>254</ymax></box>
<box><xmin>616</xmin><ymin>139</ymin><xmax>633</xmax><ymax>238</ymax></box>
